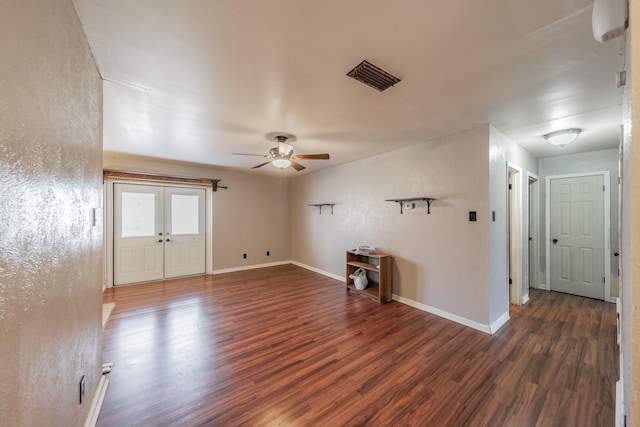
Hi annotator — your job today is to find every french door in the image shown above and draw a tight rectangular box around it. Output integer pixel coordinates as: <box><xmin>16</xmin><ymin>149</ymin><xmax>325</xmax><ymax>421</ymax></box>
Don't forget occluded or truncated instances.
<box><xmin>114</xmin><ymin>183</ymin><xmax>206</xmax><ymax>285</ymax></box>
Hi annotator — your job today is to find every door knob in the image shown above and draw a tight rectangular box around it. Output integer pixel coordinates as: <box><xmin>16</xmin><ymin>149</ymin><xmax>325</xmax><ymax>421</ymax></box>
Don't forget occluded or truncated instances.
<box><xmin>552</xmin><ymin>238</ymin><xmax>558</xmax><ymax>244</ymax></box>
<box><xmin>158</xmin><ymin>239</ymin><xmax>163</xmax><ymax>243</ymax></box>
<box><xmin>166</xmin><ymin>239</ymin><xmax>171</xmax><ymax>242</ymax></box>
<box><xmin>614</xmin><ymin>252</ymin><xmax>620</xmax><ymax>256</ymax></box>
<box><xmin>158</xmin><ymin>232</ymin><xmax>163</xmax><ymax>236</ymax></box>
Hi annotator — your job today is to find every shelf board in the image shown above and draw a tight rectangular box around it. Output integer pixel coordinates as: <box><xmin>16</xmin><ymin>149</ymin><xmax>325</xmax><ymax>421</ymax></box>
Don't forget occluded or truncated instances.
<box><xmin>346</xmin><ymin>251</ymin><xmax>390</xmax><ymax>258</ymax></box>
<box><xmin>347</xmin><ymin>261</ymin><xmax>380</xmax><ymax>272</ymax></box>
<box><xmin>346</xmin><ymin>283</ymin><xmax>380</xmax><ymax>300</ymax></box>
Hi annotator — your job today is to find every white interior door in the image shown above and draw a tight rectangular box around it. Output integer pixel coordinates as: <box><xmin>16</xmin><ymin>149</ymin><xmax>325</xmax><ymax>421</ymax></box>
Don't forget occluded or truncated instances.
<box><xmin>114</xmin><ymin>183</ymin><xmax>206</xmax><ymax>285</ymax></box>
<box><xmin>114</xmin><ymin>183</ymin><xmax>165</xmax><ymax>285</ymax></box>
<box><xmin>164</xmin><ymin>187</ymin><xmax>206</xmax><ymax>279</ymax></box>
<box><xmin>549</xmin><ymin>175</ymin><xmax>605</xmax><ymax>299</ymax></box>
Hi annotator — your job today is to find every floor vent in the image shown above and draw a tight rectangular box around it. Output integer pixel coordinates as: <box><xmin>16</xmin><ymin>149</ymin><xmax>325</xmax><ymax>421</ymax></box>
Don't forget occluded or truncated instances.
<box><xmin>346</xmin><ymin>60</ymin><xmax>401</xmax><ymax>92</ymax></box>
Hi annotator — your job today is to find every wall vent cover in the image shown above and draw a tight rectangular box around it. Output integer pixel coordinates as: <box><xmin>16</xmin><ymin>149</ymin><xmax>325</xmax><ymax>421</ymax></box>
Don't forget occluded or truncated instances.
<box><xmin>346</xmin><ymin>60</ymin><xmax>401</xmax><ymax>92</ymax></box>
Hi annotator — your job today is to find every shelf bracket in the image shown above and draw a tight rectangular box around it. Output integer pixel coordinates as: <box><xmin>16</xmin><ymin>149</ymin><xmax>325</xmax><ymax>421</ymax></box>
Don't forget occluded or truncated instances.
<box><xmin>308</xmin><ymin>203</ymin><xmax>335</xmax><ymax>215</ymax></box>
<box><xmin>385</xmin><ymin>197</ymin><xmax>436</xmax><ymax>214</ymax></box>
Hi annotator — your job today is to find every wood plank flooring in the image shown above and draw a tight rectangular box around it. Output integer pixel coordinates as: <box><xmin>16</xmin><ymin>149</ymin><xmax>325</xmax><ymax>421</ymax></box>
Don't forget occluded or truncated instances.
<box><xmin>98</xmin><ymin>264</ymin><xmax>618</xmax><ymax>426</ymax></box>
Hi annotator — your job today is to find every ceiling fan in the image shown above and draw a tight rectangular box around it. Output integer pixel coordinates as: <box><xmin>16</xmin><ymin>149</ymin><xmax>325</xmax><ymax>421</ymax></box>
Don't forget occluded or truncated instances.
<box><xmin>233</xmin><ymin>133</ymin><xmax>330</xmax><ymax>171</ymax></box>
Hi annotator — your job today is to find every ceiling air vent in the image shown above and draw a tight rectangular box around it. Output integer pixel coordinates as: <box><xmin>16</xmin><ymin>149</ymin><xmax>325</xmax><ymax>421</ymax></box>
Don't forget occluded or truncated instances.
<box><xmin>346</xmin><ymin>60</ymin><xmax>401</xmax><ymax>92</ymax></box>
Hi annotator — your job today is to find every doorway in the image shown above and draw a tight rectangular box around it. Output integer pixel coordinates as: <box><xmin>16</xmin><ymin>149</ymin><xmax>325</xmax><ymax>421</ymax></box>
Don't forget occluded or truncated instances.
<box><xmin>546</xmin><ymin>172</ymin><xmax>610</xmax><ymax>300</ymax></box>
<box><xmin>113</xmin><ymin>183</ymin><xmax>206</xmax><ymax>285</ymax></box>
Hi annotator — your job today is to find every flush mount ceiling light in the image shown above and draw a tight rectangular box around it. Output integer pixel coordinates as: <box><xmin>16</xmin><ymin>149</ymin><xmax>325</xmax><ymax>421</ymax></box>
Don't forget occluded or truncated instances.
<box><xmin>544</xmin><ymin>128</ymin><xmax>582</xmax><ymax>147</ymax></box>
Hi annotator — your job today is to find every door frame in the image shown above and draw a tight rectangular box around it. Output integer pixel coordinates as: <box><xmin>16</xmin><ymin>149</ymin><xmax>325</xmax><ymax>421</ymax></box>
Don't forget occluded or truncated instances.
<box><xmin>527</xmin><ymin>172</ymin><xmax>540</xmax><ymax>299</ymax></box>
<box><xmin>544</xmin><ymin>171</ymin><xmax>611</xmax><ymax>302</ymax></box>
<box><xmin>104</xmin><ymin>179</ymin><xmax>214</xmax><ymax>288</ymax></box>
<box><xmin>508</xmin><ymin>163</ymin><xmax>523</xmax><ymax>305</ymax></box>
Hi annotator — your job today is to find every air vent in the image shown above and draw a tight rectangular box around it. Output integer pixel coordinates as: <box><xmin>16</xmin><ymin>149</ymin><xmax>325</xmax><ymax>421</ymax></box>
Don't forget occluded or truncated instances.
<box><xmin>346</xmin><ymin>60</ymin><xmax>401</xmax><ymax>92</ymax></box>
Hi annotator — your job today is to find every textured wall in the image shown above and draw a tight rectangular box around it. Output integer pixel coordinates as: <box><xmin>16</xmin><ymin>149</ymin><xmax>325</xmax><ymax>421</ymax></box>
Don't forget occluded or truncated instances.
<box><xmin>290</xmin><ymin>127</ymin><xmax>492</xmax><ymax>328</ymax></box>
<box><xmin>622</xmin><ymin>1</ymin><xmax>639</xmax><ymax>422</ymax></box>
<box><xmin>0</xmin><ymin>0</ymin><xmax>103</xmax><ymax>425</ymax></box>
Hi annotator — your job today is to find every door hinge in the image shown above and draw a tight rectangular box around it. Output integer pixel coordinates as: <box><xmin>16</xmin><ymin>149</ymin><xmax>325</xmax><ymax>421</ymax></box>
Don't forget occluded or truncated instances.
<box><xmin>603</xmin><ymin>185</ymin><xmax>605</xmax><ymax>192</ymax></box>
<box><xmin>508</xmin><ymin>184</ymin><xmax>512</xmax><ymax>190</ymax></box>
<box><xmin>603</xmin><ymin>277</ymin><xmax>606</xmax><ymax>283</ymax></box>
<box><xmin>509</xmin><ymin>278</ymin><xmax>512</xmax><ymax>285</ymax></box>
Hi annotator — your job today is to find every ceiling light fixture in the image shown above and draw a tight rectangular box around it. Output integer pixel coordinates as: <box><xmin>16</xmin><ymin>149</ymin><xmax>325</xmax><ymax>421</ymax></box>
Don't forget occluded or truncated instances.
<box><xmin>272</xmin><ymin>158</ymin><xmax>292</xmax><ymax>169</ymax></box>
<box><xmin>544</xmin><ymin>128</ymin><xmax>582</xmax><ymax>147</ymax></box>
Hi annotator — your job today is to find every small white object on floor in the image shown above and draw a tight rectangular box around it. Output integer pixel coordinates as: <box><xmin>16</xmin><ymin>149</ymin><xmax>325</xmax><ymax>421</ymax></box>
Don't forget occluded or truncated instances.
<box><xmin>102</xmin><ymin>362</ymin><xmax>114</xmax><ymax>375</ymax></box>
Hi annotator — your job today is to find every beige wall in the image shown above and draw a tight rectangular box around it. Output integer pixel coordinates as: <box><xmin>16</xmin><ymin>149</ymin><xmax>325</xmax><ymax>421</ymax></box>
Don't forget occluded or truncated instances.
<box><xmin>290</xmin><ymin>127</ymin><xmax>493</xmax><ymax>329</ymax></box>
<box><xmin>0</xmin><ymin>0</ymin><xmax>103</xmax><ymax>425</ymax></box>
<box><xmin>103</xmin><ymin>152</ymin><xmax>291</xmax><ymax>271</ymax></box>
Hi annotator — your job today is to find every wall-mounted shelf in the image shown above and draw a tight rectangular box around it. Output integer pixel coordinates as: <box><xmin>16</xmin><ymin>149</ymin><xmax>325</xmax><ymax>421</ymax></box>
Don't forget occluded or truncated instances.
<box><xmin>385</xmin><ymin>197</ymin><xmax>436</xmax><ymax>214</ymax></box>
<box><xmin>308</xmin><ymin>203</ymin><xmax>335</xmax><ymax>215</ymax></box>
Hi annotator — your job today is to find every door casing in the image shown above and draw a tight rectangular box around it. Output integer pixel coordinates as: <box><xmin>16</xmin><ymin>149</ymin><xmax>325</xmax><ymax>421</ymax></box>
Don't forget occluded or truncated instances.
<box><xmin>545</xmin><ymin>171</ymin><xmax>611</xmax><ymax>302</ymax></box>
<box><xmin>104</xmin><ymin>180</ymin><xmax>214</xmax><ymax>287</ymax></box>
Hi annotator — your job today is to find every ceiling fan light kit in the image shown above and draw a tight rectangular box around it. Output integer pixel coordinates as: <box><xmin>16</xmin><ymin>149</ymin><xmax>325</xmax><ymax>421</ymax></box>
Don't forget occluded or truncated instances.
<box><xmin>233</xmin><ymin>133</ymin><xmax>330</xmax><ymax>172</ymax></box>
<box><xmin>272</xmin><ymin>158</ymin><xmax>292</xmax><ymax>169</ymax></box>
<box><xmin>544</xmin><ymin>128</ymin><xmax>582</xmax><ymax>147</ymax></box>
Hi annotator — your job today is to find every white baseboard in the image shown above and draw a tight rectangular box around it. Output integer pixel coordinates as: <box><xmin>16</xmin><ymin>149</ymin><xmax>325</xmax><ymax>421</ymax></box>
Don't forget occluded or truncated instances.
<box><xmin>490</xmin><ymin>311</ymin><xmax>510</xmax><ymax>334</ymax></box>
<box><xmin>521</xmin><ymin>293</ymin><xmax>530</xmax><ymax>304</ymax></box>
<box><xmin>212</xmin><ymin>261</ymin><xmax>290</xmax><ymax>275</ymax></box>
<box><xmin>84</xmin><ymin>376</ymin><xmax>109</xmax><ymax>427</ymax></box>
<box><xmin>290</xmin><ymin>261</ymin><xmax>345</xmax><ymax>282</ymax></box>
<box><xmin>615</xmin><ymin>379</ymin><xmax>623</xmax><ymax>427</ymax></box>
<box><xmin>392</xmin><ymin>294</ymin><xmax>495</xmax><ymax>335</ymax></box>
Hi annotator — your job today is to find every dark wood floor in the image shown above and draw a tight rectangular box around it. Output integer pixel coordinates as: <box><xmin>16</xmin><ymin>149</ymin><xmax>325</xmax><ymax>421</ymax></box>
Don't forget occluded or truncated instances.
<box><xmin>98</xmin><ymin>264</ymin><xmax>618</xmax><ymax>427</ymax></box>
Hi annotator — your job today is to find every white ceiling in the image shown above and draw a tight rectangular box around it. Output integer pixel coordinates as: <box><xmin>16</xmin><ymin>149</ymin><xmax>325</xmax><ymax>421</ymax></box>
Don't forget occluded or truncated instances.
<box><xmin>72</xmin><ymin>0</ymin><xmax>626</xmax><ymax>176</ymax></box>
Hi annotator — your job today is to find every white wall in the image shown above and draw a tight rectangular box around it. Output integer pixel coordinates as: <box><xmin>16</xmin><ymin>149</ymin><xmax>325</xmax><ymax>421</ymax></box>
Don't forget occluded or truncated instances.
<box><xmin>488</xmin><ymin>127</ymin><xmax>538</xmax><ymax>322</ymax></box>
<box><xmin>291</xmin><ymin>127</ymin><xmax>493</xmax><ymax>330</ymax></box>
<box><xmin>103</xmin><ymin>152</ymin><xmax>291</xmax><ymax>271</ymax></box>
<box><xmin>538</xmin><ymin>149</ymin><xmax>619</xmax><ymax>297</ymax></box>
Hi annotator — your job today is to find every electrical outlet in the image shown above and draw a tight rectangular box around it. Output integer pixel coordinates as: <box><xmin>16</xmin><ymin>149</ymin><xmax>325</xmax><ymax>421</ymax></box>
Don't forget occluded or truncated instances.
<box><xmin>243</xmin><ymin>253</ymin><xmax>247</xmax><ymax>259</ymax></box>
<box><xmin>469</xmin><ymin>211</ymin><xmax>477</xmax><ymax>222</ymax></box>
<box><xmin>79</xmin><ymin>375</ymin><xmax>85</xmax><ymax>404</ymax></box>
<box><xmin>266</xmin><ymin>251</ymin><xmax>270</xmax><ymax>256</ymax></box>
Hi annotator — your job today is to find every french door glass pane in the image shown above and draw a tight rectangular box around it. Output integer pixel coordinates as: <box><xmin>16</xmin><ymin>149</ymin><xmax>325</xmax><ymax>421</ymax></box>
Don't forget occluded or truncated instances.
<box><xmin>171</xmin><ymin>194</ymin><xmax>199</xmax><ymax>235</ymax></box>
<box><xmin>121</xmin><ymin>192</ymin><xmax>156</xmax><ymax>237</ymax></box>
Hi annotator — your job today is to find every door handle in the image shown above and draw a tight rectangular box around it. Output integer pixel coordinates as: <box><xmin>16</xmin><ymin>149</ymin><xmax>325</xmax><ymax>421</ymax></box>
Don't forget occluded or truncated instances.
<box><xmin>614</xmin><ymin>252</ymin><xmax>620</xmax><ymax>257</ymax></box>
<box><xmin>552</xmin><ymin>238</ymin><xmax>558</xmax><ymax>244</ymax></box>
<box><xmin>166</xmin><ymin>239</ymin><xmax>171</xmax><ymax>242</ymax></box>
<box><xmin>158</xmin><ymin>232</ymin><xmax>163</xmax><ymax>236</ymax></box>
<box><xmin>158</xmin><ymin>239</ymin><xmax>163</xmax><ymax>243</ymax></box>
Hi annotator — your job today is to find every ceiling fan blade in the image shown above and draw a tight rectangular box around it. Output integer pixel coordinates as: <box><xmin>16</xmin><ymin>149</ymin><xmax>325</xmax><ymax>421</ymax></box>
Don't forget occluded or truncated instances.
<box><xmin>252</xmin><ymin>160</ymin><xmax>272</xmax><ymax>169</ymax></box>
<box><xmin>290</xmin><ymin>160</ymin><xmax>306</xmax><ymax>171</ymax></box>
<box><xmin>294</xmin><ymin>153</ymin><xmax>330</xmax><ymax>160</ymax></box>
<box><xmin>233</xmin><ymin>153</ymin><xmax>269</xmax><ymax>157</ymax></box>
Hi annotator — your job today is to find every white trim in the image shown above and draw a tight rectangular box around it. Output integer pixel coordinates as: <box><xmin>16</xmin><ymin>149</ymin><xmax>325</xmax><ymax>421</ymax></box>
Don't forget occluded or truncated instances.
<box><xmin>84</xmin><ymin>376</ymin><xmax>109</xmax><ymax>427</ymax></box>
<box><xmin>527</xmin><ymin>172</ymin><xmax>540</xmax><ymax>297</ymax></box>
<box><xmin>105</xmin><ymin>179</ymin><xmax>215</xmax><ymax>287</ymax></box>
<box><xmin>616</xmin><ymin>379</ymin><xmax>624</xmax><ymax>427</ymax></box>
<box><xmin>508</xmin><ymin>163</ymin><xmax>523</xmax><ymax>306</ymax></box>
<box><xmin>521</xmin><ymin>293</ymin><xmax>530</xmax><ymax>304</ymax></box>
<box><xmin>391</xmin><ymin>294</ymin><xmax>494</xmax><ymax>334</ymax></box>
<box><xmin>545</xmin><ymin>171</ymin><xmax>611</xmax><ymax>301</ymax></box>
<box><xmin>212</xmin><ymin>261</ymin><xmax>291</xmax><ymax>275</ymax></box>
<box><xmin>490</xmin><ymin>311</ymin><xmax>510</xmax><ymax>334</ymax></box>
<box><xmin>290</xmin><ymin>261</ymin><xmax>345</xmax><ymax>282</ymax></box>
